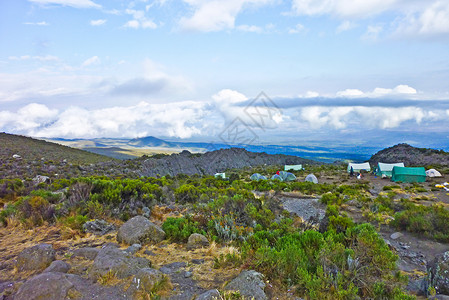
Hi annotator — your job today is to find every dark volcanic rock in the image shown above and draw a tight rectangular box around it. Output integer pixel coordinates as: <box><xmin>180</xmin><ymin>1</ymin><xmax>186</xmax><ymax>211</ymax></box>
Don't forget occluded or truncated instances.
<box><xmin>72</xmin><ymin>247</ymin><xmax>100</xmax><ymax>260</ymax></box>
<box><xmin>139</xmin><ymin>147</ymin><xmax>318</xmax><ymax>177</ymax></box>
<box><xmin>82</xmin><ymin>219</ymin><xmax>116</xmax><ymax>235</ymax></box>
<box><xmin>43</xmin><ymin>260</ymin><xmax>71</xmax><ymax>273</ymax></box>
<box><xmin>187</xmin><ymin>233</ymin><xmax>209</xmax><ymax>250</ymax></box>
<box><xmin>427</xmin><ymin>251</ymin><xmax>449</xmax><ymax>296</ymax></box>
<box><xmin>369</xmin><ymin>143</ymin><xmax>449</xmax><ymax>167</ymax></box>
<box><xmin>16</xmin><ymin>243</ymin><xmax>56</xmax><ymax>271</ymax></box>
<box><xmin>117</xmin><ymin>216</ymin><xmax>165</xmax><ymax>245</ymax></box>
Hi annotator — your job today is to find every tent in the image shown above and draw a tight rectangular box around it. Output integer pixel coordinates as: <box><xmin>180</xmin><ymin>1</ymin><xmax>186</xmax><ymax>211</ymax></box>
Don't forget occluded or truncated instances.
<box><xmin>391</xmin><ymin>167</ymin><xmax>426</xmax><ymax>183</ymax></box>
<box><xmin>305</xmin><ymin>174</ymin><xmax>318</xmax><ymax>184</ymax></box>
<box><xmin>426</xmin><ymin>169</ymin><xmax>442</xmax><ymax>177</ymax></box>
<box><xmin>214</xmin><ymin>173</ymin><xmax>226</xmax><ymax>179</ymax></box>
<box><xmin>376</xmin><ymin>162</ymin><xmax>405</xmax><ymax>178</ymax></box>
<box><xmin>271</xmin><ymin>174</ymin><xmax>283</xmax><ymax>181</ymax></box>
<box><xmin>347</xmin><ymin>162</ymin><xmax>371</xmax><ymax>173</ymax></box>
<box><xmin>284</xmin><ymin>164</ymin><xmax>303</xmax><ymax>171</ymax></box>
<box><xmin>250</xmin><ymin>173</ymin><xmax>267</xmax><ymax>181</ymax></box>
<box><xmin>279</xmin><ymin>171</ymin><xmax>297</xmax><ymax>182</ymax></box>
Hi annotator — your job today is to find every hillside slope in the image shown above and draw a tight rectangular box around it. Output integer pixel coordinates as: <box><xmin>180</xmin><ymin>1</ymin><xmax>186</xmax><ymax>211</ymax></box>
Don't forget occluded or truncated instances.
<box><xmin>139</xmin><ymin>147</ymin><xmax>319</xmax><ymax>177</ymax></box>
<box><xmin>369</xmin><ymin>143</ymin><xmax>449</xmax><ymax>167</ymax></box>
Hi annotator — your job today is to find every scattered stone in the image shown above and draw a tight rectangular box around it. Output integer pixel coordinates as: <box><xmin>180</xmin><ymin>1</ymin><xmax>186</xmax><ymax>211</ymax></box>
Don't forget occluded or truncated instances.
<box><xmin>159</xmin><ymin>262</ymin><xmax>187</xmax><ymax>275</ymax></box>
<box><xmin>142</xmin><ymin>206</ymin><xmax>151</xmax><ymax>218</ymax></box>
<box><xmin>196</xmin><ymin>289</ymin><xmax>221</xmax><ymax>300</ymax></box>
<box><xmin>187</xmin><ymin>233</ymin><xmax>209</xmax><ymax>250</ymax></box>
<box><xmin>191</xmin><ymin>259</ymin><xmax>205</xmax><ymax>264</ymax></box>
<box><xmin>282</xmin><ymin>198</ymin><xmax>325</xmax><ymax>223</ymax></box>
<box><xmin>89</xmin><ymin>244</ymin><xmax>151</xmax><ymax>280</ymax></box>
<box><xmin>225</xmin><ymin>270</ymin><xmax>267</xmax><ymax>300</ymax></box>
<box><xmin>16</xmin><ymin>243</ymin><xmax>56</xmax><ymax>271</ymax></box>
<box><xmin>390</xmin><ymin>232</ymin><xmax>404</xmax><ymax>240</ymax></box>
<box><xmin>406</xmin><ymin>278</ymin><xmax>426</xmax><ymax>296</ymax></box>
<box><xmin>184</xmin><ymin>271</ymin><xmax>193</xmax><ymax>278</ymax></box>
<box><xmin>116</xmin><ymin>216</ymin><xmax>166</xmax><ymax>245</ymax></box>
<box><xmin>72</xmin><ymin>247</ymin><xmax>100</xmax><ymax>260</ymax></box>
<box><xmin>32</xmin><ymin>175</ymin><xmax>50</xmax><ymax>185</ymax></box>
<box><xmin>14</xmin><ymin>272</ymin><xmax>127</xmax><ymax>300</ymax></box>
<box><xmin>143</xmin><ymin>250</ymin><xmax>157</xmax><ymax>256</ymax></box>
<box><xmin>12</xmin><ymin>154</ymin><xmax>21</xmax><ymax>159</ymax></box>
<box><xmin>43</xmin><ymin>260</ymin><xmax>71</xmax><ymax>273</ymax></box>
<box><xmin>83</xmin><ymin>219</ymin><xmax>116</xmax><ymax>235</ymax></box>
<box><xmin>125</xmin><ymin>244</ymin><xmax>142</xmax><ymax>255</ymax></box>
<box><xmin>132</xmin><ymin>268</ymin><xmax>164</xmax><ymax>291</ymax></box>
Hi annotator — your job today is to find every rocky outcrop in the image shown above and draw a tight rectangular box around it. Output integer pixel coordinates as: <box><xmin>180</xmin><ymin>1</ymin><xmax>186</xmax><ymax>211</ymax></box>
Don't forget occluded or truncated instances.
<box><xmin>369</xmin><ymin>143</ymin><xmax>449</xmax><ymax>167</ymax></box>
<box><xmin>16</xmin><ymin>243</ymin><xmax>56</xmax><ymax>271</ymax></box>
<box><xmin>187</xmin><ymin>233</ymin><xmax>209</xmax><ymax>250</ymax></box>
<box><xmin>139</xmin><ymin>147</ymin><xmax>317</xmax><ymax>177</ymax></box>
<box><xmin>224</xmin><ymin>270</ymin><xmax>267</xmax><ymax>300</ymax></box>
<box><xmin>427</xmin><ymin>251</ymin><xmax>449</xmax><ymax>296</ymax></box>
<box><xmin>132</xmin><ymin>268</ymin><xmax>165</xmax><ymax>291</ymax></box>
<box><xmin>117</xmin><ymin>216</ymin><xmax>165</xmax><ymax>245</ymax></box>
<box><xmin>89</xmin><ymin>244</ymin><xmax>151</xmax><ymax>280</ymax></box>
<box><xmin>82</xmin><ymin>219</ymin><xmax>116</xmax><ymax>235</ymax></box>
<box><xmin>72</xmin><ymin>247</ymin><xmax>100</xmax><ymax>260</ymax></box>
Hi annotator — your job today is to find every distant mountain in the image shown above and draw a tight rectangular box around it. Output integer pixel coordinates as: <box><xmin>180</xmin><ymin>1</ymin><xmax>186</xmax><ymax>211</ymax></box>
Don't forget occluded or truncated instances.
<box><xmin>139</xmin><ymin>147</ymin><xmax>320</xmax><ymax>177</ymax></box>
<box><xmin>369</xmin><ymin>143</ymin><xmax>449</xmax><ymax>167</ymax></box>
<box><xmin>127</xmin><ymin>136</ymin><xmax>174</xmax><ymax>147</ymax></box>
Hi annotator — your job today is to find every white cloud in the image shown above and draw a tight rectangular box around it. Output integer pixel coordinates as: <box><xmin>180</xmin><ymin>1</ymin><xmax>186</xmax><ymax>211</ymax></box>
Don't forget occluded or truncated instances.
<box><xmin>288</xmin><ymin>23</ymin><xmax>305</xmax><ymax>34</ymax></box>
<box><xmin>8</xmin><ymin>55</ymin><xmax>59</xmax><ymax>61</ymax></box>
<box><xmin>24</xmin><ymin>21</ymin><xmax>49</xmax><ymax>26</ymax></box>
<box><xmin>179</xmin><ymin>0</ymin><xmax>273</xmax><ymax>32</ymax></box>
<box><xmin>90</xmin><ymin>19</ymin><xmax>106</xmax><ymax>26</ymax></box>
<box><xmin>28</xmin><ymin>0</ymin><xmax>101</xmax><ymax>9</ymax></box>
<box><xmin>237</xmin><ymin>25</ymin><xmax>263</xmax><ymax>33</ymax></box>
<box><xmin>124</xmin><ymin>9</ymin><xmax>157</xmax><ymax>29</ymax></box>
<box><xmin>362</xmin><ymin>25</ymin><xmax>383</xmax><ymax>40</ymax></box>
<box><xmin>81</xmin><ymin>56</ymin><xmax>100</xmax><ymax>67</ymax></box>
<box><xmin>336</xmin><ymin>89</ymin><xmax>364</xmax><ymax>97</ymax></box>
<box><xmin>0</xmin><ymin>103</ymin><xmax>58</xmax><ymax>132</ymax></box>
<box><xmin>335</xmin><ymin>85</ymin><xmax>417</xmax><ymax>98</ymax></box>
<box><xmin>336</xmin><ymin>20</ymin><xmax>356</xmax><ymax>33</ymax></box>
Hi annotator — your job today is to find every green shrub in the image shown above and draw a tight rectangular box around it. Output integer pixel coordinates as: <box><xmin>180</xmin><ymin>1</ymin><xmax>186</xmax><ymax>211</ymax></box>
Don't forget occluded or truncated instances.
<box><xmin>162</xmin><ymin>216</ymin><xmax>205</xmax><ymax>242</ymax></box>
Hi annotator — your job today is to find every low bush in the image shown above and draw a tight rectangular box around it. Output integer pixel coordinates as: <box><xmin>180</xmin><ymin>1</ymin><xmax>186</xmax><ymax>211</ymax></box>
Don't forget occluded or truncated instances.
<box><xmin>162</xmin><ymin>216</ymin><xmax>205</xmax><ymax>242</ymax></box>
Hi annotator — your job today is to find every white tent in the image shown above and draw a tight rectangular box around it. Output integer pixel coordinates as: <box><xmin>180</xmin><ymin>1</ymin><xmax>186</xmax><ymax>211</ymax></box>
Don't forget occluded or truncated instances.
<box><xmin>284</xmin><ymin>164</ymin><xmax>302</xmax><ymax>171</ymax></box>
<box><xmin>377</xmin><ymin>162</ymin><xmax>405</xmax><ymax>177</ymax></box>
<box><xmin>305</xmin><ymin>174</ymin><xmax>318</xmax><ymax>184</ymax></box>
<box><xmin>214</xmin><ymin>173</ymin><xmax>226</xmax><ymax>179</ymax></box>
<box><xmin>426</xmin><ymin>169</ymin><xmax>442</xmax><ymax>177</ymax></box>
<box><xmin>347</xmin><ymin>162</ymin><xmax>371</xmax><ymax>173</ymax></box>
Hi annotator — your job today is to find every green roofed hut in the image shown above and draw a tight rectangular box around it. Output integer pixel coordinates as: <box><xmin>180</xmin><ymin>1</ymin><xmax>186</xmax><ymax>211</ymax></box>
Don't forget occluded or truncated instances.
<box><xmin>284</xmin><ymin>164</ymin><xmax>302</xmax><ymax>171</ymax></box>
<box><xmin>391</xmin><ymin>166</ymin><xmax>426</xmax><ymax>183</ymax></box>
<box><xmin>376</xmin><ymin>162</ymin><xmax>405</xmax><ymax>178</ymax></box>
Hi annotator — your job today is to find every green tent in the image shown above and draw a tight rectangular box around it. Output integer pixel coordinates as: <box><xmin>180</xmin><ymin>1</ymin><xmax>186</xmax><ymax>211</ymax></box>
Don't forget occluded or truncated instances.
<box><xmin>250</xmin><ymin>173</ymin><xmax>267</xmax><ymax>181</ymax></box>
<box><xmin>376</xmin><ymin>162</ymin><xmax>405</xmax><ymax>177</ymax></box>
<box><xmin>284</xmin><ymin>164</ymin><xmax>302</xmax><ymax>171</ymax></box>
<box><xmin>271</xmin><ymin>174</ymin><xmax>283</xmax><ymax>181</ymax></box>
<box><xmin>214</xmin><ymin>172</ymin><xmax>226</xmax><ymax>179</ymax></box>
<box><xmin>278</xmin><ymin>171</ymin><xmax>297</xmax><ymax>182</ymax></box>
<box><xmin>391</xmin><ymin>167</ymin><xmax>426</xmax><ymax>183</ymax></box>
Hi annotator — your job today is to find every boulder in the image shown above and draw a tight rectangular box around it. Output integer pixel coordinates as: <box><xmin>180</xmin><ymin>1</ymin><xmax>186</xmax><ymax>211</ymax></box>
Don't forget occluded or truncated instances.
<box><xmin>116</xmin><ymin>216</ymin><xmax>165</xmax><ymax>245</ymax></box>
<box><xmin>187</xmin><ymin>233</ymin><xmax>209</xmax><ymax>250</ymax></box>
<box><xmin>390</xmin><ymin>232</ymin><xmax>404</xmax><ymax>240</ymax></box>
<box><xmin>142</xmin><ymin>206</ymin><xmax>151</xmax><ymax>218</ymax></box>
<box><xmin>14</xmin><ymin>272</ymin><xmax>127</xmax><ymax>300</ymax></box>
<box><xmin>83</xmin><ymin>219</ymin><xmax>116</xmax><ymax>235</ymax></box>
<box><xmin>196</xmin><ymin>289</ymin><xmax>221</xmax><ymax>300</ymax></box>
<box><xmin>132</xmin><ymin>268</ymin><xmax>165</xmax><ymax>291</ymax></box>
<box><xmin>125</xmin><ymin>244</ymin><xmax>142</xmax><ymax>255</ymax></box>
<box><xmin>427</xmin><ymin>251</ymin><xmax>449</xmax><ymax>296</ymax></box>
<box><xmin>43</xmin><ymin>260</ymin><xmax>71</xmax><ymax>273</ymax></box>
<box><xmin>224</xmin><ymin>270</ymin><xmax>267</xmax><ymax>300</ymax></box>
<box><xmin>89</xmin><ymin>244</ymin><xmax>151</xmax><ymax>280</ymax></box>
<box><xmin>72</xmin><ymin>247</ymin><xmax>100</xmax><ymax>260</ymax></box>
<box><xmin>16</xmin><ymin>243</ymin><xmax>56</xmax><ymax>271</ymax></box>
<box><xmin>32</xmin><ymin>175</ymin><xmax>50</xmax><ymax>185</ymax></box>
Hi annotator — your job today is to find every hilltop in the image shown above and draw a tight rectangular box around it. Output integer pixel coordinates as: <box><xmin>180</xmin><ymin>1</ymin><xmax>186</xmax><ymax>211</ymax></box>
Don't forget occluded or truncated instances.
<box><xmin>369</xmin><ymin>143</ymin><xmax>449</xmax><ymax>167</ymax></box>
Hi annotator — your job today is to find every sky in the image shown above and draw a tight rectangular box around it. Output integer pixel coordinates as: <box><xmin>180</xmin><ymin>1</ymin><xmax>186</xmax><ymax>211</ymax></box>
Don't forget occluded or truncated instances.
<box><xmin>1</xmin><ymin>0</ymin><xmax>449</xmax><ymax>149</ymax></box>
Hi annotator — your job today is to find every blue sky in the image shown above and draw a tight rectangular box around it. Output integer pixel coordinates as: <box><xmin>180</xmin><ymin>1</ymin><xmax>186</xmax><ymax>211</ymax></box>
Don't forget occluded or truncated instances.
<box><xmin>1</xmin><ymin>0</ymin><xmax>449</xmax><ymax>148</ymax></box>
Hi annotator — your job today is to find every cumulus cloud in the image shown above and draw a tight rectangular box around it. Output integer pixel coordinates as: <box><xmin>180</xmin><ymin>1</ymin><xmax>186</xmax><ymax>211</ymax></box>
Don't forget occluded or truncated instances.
<box><xmin>336</xmin><ymin>20</ymin><xmax>356</xmax><ymax>33</ymax></box>
<box><xmin>124</xmin><ymin>9</ymin><xmax>157</xmax><ymax>29</ymax></box>
<box><xmin>237</xmin><ymin>25</ymin><xmax>263</xmax><ymax>33</ymax></box>
<box><xmin>90</xmin><ymin>19</ymin><xmax>106</xmax><ymax>26</ymax></box>
<box><xmin>28</xmin><ymin>0</ymin><xmax>101</xmax><ymax>9</ymax></box>
<box><xmin>179</xmin><ymin>0</ymin><xmax>273</xmax><ymax>32</ymax></box>
<box><xmin>288</xmin><ymin>23</ymin><xmax>306</xmax><ymax>34</ymax></box>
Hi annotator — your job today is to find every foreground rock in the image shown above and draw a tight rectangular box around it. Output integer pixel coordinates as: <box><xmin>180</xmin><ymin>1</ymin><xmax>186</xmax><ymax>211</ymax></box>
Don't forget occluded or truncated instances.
<box><xmin>43</xmin><ymin>260</ymin><xmax>71</xmax><ymax>273</ymax></box>
<box><xmin>224</xmin><ymin>270</ymin><xmax>267</xmax><ymax>300</ymax></box>
<box><xmin>89</xmin><ymin>244</ymin><xmax>151</xmax><ymax>280</ymax></box>
<box><xmin>427</xmin><ymin>251</ymin><xmax>449</xmax><ymax>296</ymax></box>
<box><xmin>187</xmin><ymin>233</ymin><xmax>209</xmax><ymax>250</ymax></box>
<box><xmin>116</xmin><ymin>216</ymin><xmax>165</xmax><ymax>245</ymax></box>
<box><xmin>132</xmin><ymin>268</ymin><xmax>165</xmax><ymax>291</ymax></box>
<box><xmin>72</xmin><ymin>247</ymin><xmax>100</xmax><ymax>260</ymax></box>
<box><xmin>16</xmin><ymin>243</ymin><xmax>56</xmax><ymax>271</ymax></box>
<box><xmin>14</xmin><ymin>272</ymin><xmax>127</xmax><ymax>300</ymax></box>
